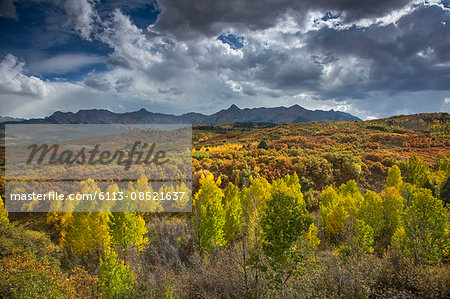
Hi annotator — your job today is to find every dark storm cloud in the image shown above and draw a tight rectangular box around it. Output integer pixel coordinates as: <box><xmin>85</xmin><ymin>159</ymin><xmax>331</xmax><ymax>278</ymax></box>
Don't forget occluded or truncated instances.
<box><xmin>154</xmin><ymin>0</ymin><xmax>414</xmax><ymax>38</ymax></box>
<box><xmin>303</xmin><ymin>4</ymin><xmax>450</xmax><ymax>98</ymax></box>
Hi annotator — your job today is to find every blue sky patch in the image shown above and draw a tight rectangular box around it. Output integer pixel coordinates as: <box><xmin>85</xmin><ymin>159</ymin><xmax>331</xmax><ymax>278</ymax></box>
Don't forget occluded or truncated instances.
<box><xmin>218</xmin><ymin>33</ymin><xmax>245</xmax><ymax>50</ymax></box>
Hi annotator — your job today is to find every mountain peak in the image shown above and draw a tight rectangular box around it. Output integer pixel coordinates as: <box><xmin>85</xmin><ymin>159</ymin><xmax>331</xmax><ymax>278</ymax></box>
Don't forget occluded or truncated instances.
<box><xmin>228</xmin><ymin>104</ymin><xmax>240</xmax><ymax>111</ymax></box>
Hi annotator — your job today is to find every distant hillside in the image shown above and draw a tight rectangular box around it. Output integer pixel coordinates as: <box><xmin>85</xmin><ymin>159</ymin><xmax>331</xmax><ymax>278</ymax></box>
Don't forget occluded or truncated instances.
<box><xmin>17</xmin><ymin>104</ymin><xmax>360</xmax><ymax>125</ymax></box>
<box><xmin>192</xmin><ymin>112</ymin><xmax>450</xmax><ymax>192</ymax></box>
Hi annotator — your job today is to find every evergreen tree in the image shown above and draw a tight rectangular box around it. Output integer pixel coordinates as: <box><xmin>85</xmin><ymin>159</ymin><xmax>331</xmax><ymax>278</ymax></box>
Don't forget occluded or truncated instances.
<box><xmin>257</xmin><ymin>140</ymin><xmax>269</xmax><ymax>150</ymax></box>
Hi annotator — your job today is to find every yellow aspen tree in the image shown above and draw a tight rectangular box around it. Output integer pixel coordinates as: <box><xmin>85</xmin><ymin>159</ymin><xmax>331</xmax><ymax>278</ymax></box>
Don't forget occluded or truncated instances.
<box><xmin>222</xmin><ymin>182</ymin><xmax>243</xmax><ymax>245</ymax></box>
<box><xmin>193</xmin><ymin>173</ymin><xmax>225</xmax><ymax>252</ymax></box>
<box><xmin>0</xmin><ymin>196</ymin><xmax>8</xmax><ymax>224</ymax></box>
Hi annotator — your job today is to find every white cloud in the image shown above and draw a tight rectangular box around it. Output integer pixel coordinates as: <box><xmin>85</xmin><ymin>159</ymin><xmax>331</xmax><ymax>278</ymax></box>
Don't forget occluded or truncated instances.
<box><xmin>28</xmin><ymin>53</ymin><xmax>104</xmax><ymax>74</ymax></box>
<box><xmin>64</xmin><ymin>0</ymin><xmax>100</xmax><ymax>40</ymax></box>
<box><xmin>0</xmin><ymin>54</ymin><xmax>53</xmax><ymax>97</ymax></box>
<box><xmin>444</xmin><ymin>97</ymin><xmax>450</xmax><ymax>104</ymax></box>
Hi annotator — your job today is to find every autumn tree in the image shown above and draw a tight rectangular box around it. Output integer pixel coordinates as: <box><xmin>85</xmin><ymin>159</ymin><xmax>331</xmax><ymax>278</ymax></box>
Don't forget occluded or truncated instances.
<box><xmin>271</xmin><ymin>172</ymin><xmax>303</xmax><ymax>204</ymax></box>
<box><xmin>109</xmin><ymin>212</ymin><xmax>148</xmax><ymax>252</ymax></box>
<box><xmin>358</xmin><ymin>191</ymin><xmax>383</xmax><ymax>238</ymax></box>
<box><xmin>406</xmin><ymin>155</ymin><xmax>430</xmax><ymax>187</ymax></box>
<box><xmin>381</xmin><ymin>187</ymin><xmax>404</xmax><ymax>242</ymax></box>
<box><xmin>338</xmin><ymin>219</ymin><xmax>374</xmax><ymax>261</ymax></box>
<box><xmin>222</xmin><ymin>182</ymin><xmax>243</xmax><ymax>245</ymax></box>
<box><xmin>193</xmin><ymin>172</ymin><xmax>225</xmax><ymax>252</ymax></box>
<box><xmin>241</xmin><ymin>177</ymin><xmax>272</xmax><ymax>247</ymax></box>
<box><xmin>61</xmin><ymin>212</ymin><xmax>111</xmax><ymax>256</ymax></box>
<box><xmin>386</xmin><ymin>165</ymin><xmax>403</xmax><ymax>190</ymax></box>
<box><xmin>99</xmin><ymin>250</ymin><xmax>135</xmax><ymax>298</ymax></box>
<box><xmin>0</xmin><ymin>196</ymin><xmax>8</xmax><ymax>224</ymax></box>
<box><xmin>319</xmin><ymin>181</ymin><xmax>363</xmax><ymax>240</ymax></box>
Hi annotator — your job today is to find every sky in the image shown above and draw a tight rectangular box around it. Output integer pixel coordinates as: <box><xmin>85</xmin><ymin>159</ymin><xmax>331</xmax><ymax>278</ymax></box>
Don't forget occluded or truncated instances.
<box><xmin>0</xmin><ymin>0</ymin><xmax>449</xmax><ymax>120</ymax></box>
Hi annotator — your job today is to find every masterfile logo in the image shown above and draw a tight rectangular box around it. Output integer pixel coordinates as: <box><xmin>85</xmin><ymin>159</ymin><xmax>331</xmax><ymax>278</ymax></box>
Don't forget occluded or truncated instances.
<box><xmin>4</xmin><ymin>124</ymin><xmax>192</xmax><ymax>213</ymax></box>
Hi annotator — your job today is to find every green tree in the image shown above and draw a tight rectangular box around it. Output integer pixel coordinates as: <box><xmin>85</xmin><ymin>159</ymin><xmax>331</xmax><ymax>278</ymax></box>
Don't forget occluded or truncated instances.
<box><xmin>440</xmin><ymin>175</ymin><xmax>450</xmax><ymax>204</ymax></box>
<box><xmin>99</xmin><ymin>250</ymin><xmax>135</xmax><ymax>298</ymax></box>
<box><xmin>319</xmin><ymin>181</ymin><xmax>363</xmax><ymax>239</ymax></box>
<box><xmin>381</xmin><ymin>187</ymin><xmax>404</xmax><ymax>241</ymax></box>
<box><xmin>241</xmin><ymin>177</ymin><xmax>272</xmax><ymax>247</ymax></box>
<box><xmin>351</xmin><ymin>219</ymin><xmax>374</xmax><ymax>255</ymax></box>
<box><xmin>407</xmin><ymin>155</ymin><xmax>430</xmax><ymax>187</ymax></box>
<box><xmin>271</xmin><ymin>173</ymin><xmax>304</xmax><ymax>204</ymax></box>
<box><xmin>260</xmin><ymin>190</ymin><xmax>312</xmax><ymax>293</ymax></box>
<box><xmin>386</xmin><ymin>165</ymin><xmax>403</xmax><ymax>190</ymax></box>
<box><xmin>109</xmin><ymin>212</ymin><xmax>148</xmax><ymax>252</ymax></box>
<box><xmin>394</xmin><ymin>188</ymin><xmax>449</xmax><ymax>264</ymax></box>
<box><xmin>358</xmin><ymin>191</ymin><xmax>383</xmax><ymax>237</ymax></box>
<box><xmin>338</xmin><ymin>219</ymin><xmax>374</xmax><ymax>261</ymax></box>
<box><xmin>222</xmin><ymin>182</ymin><xmax>243</xmax><ymax>245</ymax></box>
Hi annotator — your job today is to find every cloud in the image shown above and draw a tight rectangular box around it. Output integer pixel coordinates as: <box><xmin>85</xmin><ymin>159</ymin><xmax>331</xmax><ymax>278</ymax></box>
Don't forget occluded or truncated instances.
<box><xmin>27</xmin><ymin>53</ymin><xmax>104</xmax><ymax>75</ymax></box>
<box><xmin>64</xmin><ymin>0</ymin><xmax>100</xmax><ymax>40</ymax></box>
<box><xmin>65</xmin><ymin>3</ymin><xmax>450</xmax><ymax>118</ymax></box>
<box><xmin>153</xmin><ymin>0</ymin><xmax>416</xmax><ymax>38</ymax></box>
<box><xmin>0</xmin><ymin>54</ymin><xmax>53</xmax><ymax>97</ymax></box>
<box><xmin>1</xmin><ymin>0</ymin><xmax>449</xmax><ymax>120</ymax></box>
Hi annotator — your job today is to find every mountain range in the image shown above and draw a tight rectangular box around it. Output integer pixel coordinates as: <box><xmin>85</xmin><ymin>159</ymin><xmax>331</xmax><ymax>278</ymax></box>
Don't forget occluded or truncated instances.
<box><xmin>2</xmin><ymin>104</ymin><xmax>360</xmax><ymax>125</ymax></box>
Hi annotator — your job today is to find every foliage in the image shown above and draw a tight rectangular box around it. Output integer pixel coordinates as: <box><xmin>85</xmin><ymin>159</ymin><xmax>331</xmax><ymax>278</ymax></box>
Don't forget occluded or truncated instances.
<box><xmin>257</xmin><ymin>140</ymin><xmax>270</xmax><ymax>150</ymax></box>
<box><xmin>381</xmin><ymin>187</ymin><xmax>404</xmax><ymax>241</ymax></box>
<box><xmin>386</xmin><ymin>165</ymin><xmax>403</xmax><ymax>190</ymax></box>
<box><xmin>406</xmin><ymin>155</ymin><xmax>430</xmax><ymax>187</ymax></box>
<box><xmin>193</xmin><ymin>173</ymin><xmax>226</xmax><ymax>251</ymax></box>
<box><xmin>99</xmin><ymin>250</ymin><xmax>135</xmax><ymax>298</ymax></box>
<box><xmin>0</xmin><ymin>196</ymin><xmax>8</xmax><ymax>224</ymax></box>
<box><xmin>222</xmin><ymin>182</ymin><xmax>243</xmax><ymax>245</ymax></box>
<box><xmin>260</xmin><ymin>190</ymin><xmax>313</xmax><ymax>291</ymax></box>
<box><xmin>394</xmin><ymin>188</ymin><xmax>449</xmax><ymax>264</ymax></box>
<box><xmin>0</xmin><ymin>251</ymin><xmax>76</xmax><ymax>298</ymax></box>
<box><xmin>358</xmin><ymin>191</ymin><xmax>383</xmax><ymax>237</ymax></box>
<box><xmin>441</xmin><ymin>175</ymin><xmax>450</xmax><ymax>204</ymax></box>
<box><xmin>109</xmin><ymin>212</ymin><xmax>148</xmax><ymax>252</ymax></box>
<box><xmin>61</xmin><ymin>212</ymin><xmax>111</xmax><ymax>256</ymax></box>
